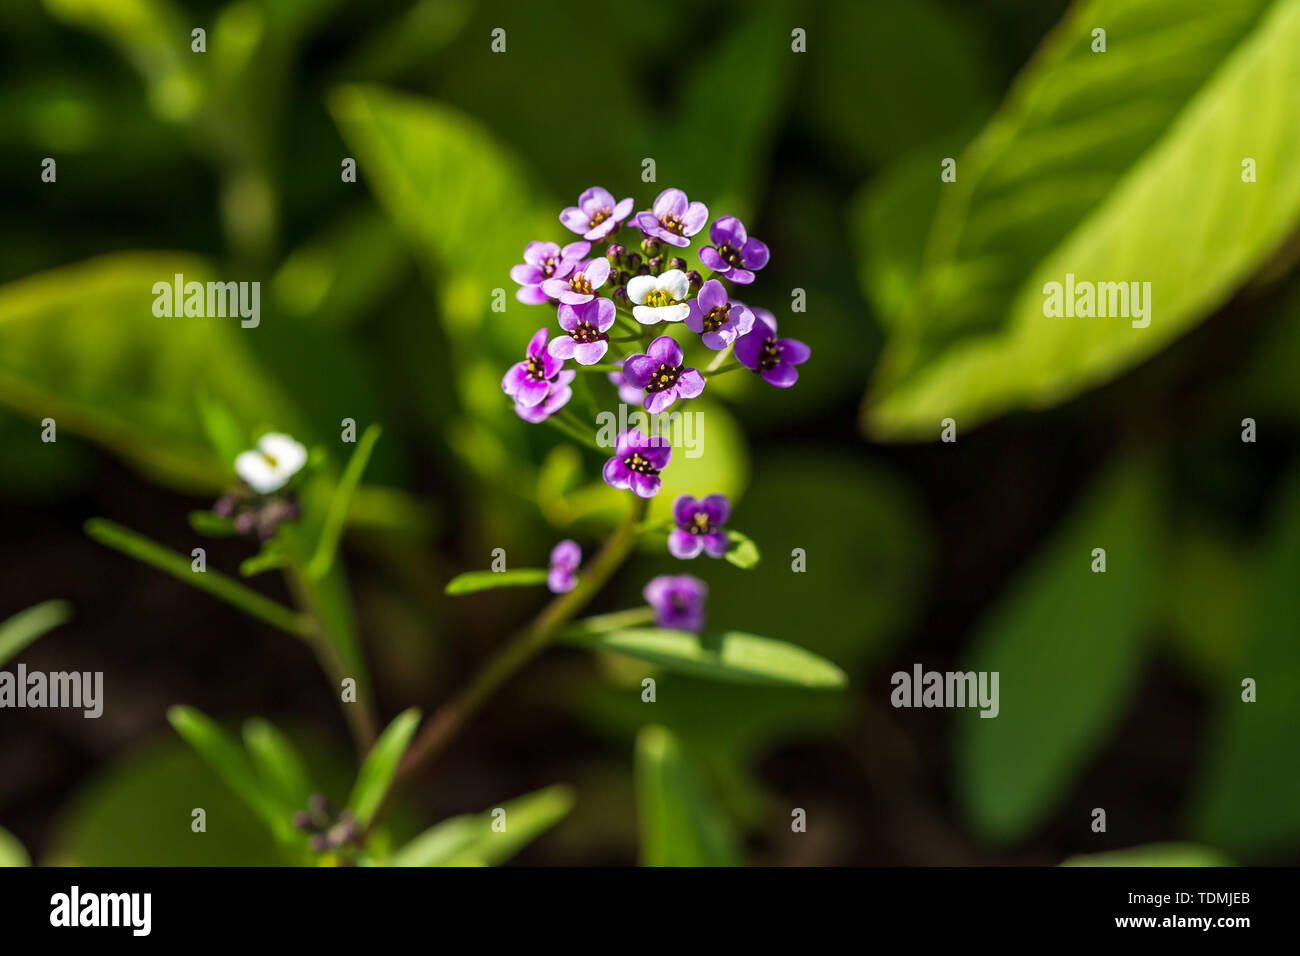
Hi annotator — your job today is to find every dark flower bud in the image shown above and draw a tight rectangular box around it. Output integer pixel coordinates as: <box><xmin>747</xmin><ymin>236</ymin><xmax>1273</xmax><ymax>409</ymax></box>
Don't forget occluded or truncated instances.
<box><xmin>213</xmin><ymin>493</ymin><xmax>238</xmax><ymax>518</ymax></box>
<box><xmin>648</xmin><ymin>256</ymin><xmax>663</xmax><ymax>273</ymax></box>
<box><xmin>291</xmin><ymin>811</ymin><xmax>314</xmax><ymax>831</ymax></box>
<box><xmin>668</xmin><ymin>257</ymin><xmax>687</xmax><ymax>272</ymax></box>
<box><xmin>308</xmin><ymin>834</ymin><xmax>329</xmax><ymax>853</ymax></box>
<box><xmin>626</xmin><ymin>253</ymin><xmax>642</xmax><ymax>271</ymax></box>
<box><xmin>636</xmin><ymin>264</ymin><xmax>651</xmax><ymax>275</ymax></box>
<box><xmin>687</xmin><ymin>270</ymin><xmax>703</xmax><ymax>293</ymax></box>
<box><xmin>612</xmin><ymin>285</ymin><xmax>630</xmax><ymax>307</ymax></box>
<box><xmin>605</xmin><ymin>243</ymin><xmax>625</xmax><ymax>265</ymax></box>
<box><xmin>233</xmin><ymin>513</ymin><xmax>256</xmax><ymax>536</ymax></box>
<box><xmin>617</xmin><ymin>270</ymin><xmax>631</xmax><ymax>286</ymax></box>
<box><xmin>640</xmin><ymin>236</ymin><xmax>661</xmax><ymax>257</ymax></box>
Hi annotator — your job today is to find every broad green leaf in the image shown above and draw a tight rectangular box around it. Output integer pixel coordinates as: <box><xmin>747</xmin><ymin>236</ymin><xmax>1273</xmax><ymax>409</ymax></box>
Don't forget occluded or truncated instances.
<box><xmin>636</xmin><ymin>725</ymin><xmax>739</xmax><ymax>866</ymax></box>
<box><xmin>565</xmin><ymin>628</ymin><xmax>847</xmax><ymax>689</ymax></box>
<box><xmin>242</xmin><ymin>718</ymin><xmax>315</xmax><ymax>812</ymax></box>
<box><xmin>86</xmin><ymin>518</ymin><xmax>310</xmax><ymax>638</ymax></box>
<box><xmin>445</xmin><ymin>568</ymin><xmax>549</xmax><ymax>596</ymax></box>
<box><xmin>348</xmin><ymin>708</ymin><xmax>421</xmax><ymax>827</ymax></box>
<box><xmin>167</xmin><ymin>705</ymin><xmax>289</xmax><ymax>841</ymax></box>
<box><xmin>0</xmin><ymin>826</ymin><xmax>30</xmax><ymax>867</ymax></box>
<box><xmin>0</xmin><ymin>254</ymin><xmax>299</xmax><ymax>490</ymax></box>
<box><xmin>956</xmin><ymin>457</ymin><xmax>1160</xmax><ymax>842</ymax></box>
<box><xmin>0</xmin><ymin>599</ymin><xmax>72</xmax><ymax>667</ymax></box>
<box><xmin>1062</xmin><ymin>843</ymin><xmax>1232</xmax><ymax>867</ymax></box>
<box><xmin>866</xmin><ymin>0</ymin><xmax>1300</xmax><ymax>439</ymax></box>
<box><xmin>393</xmin><ymin>785</ymin><xmax>575</xmax><ymax>867</ymax></box>
<box><xmin>1190</xmin><ymin>468</ymin><xmax>1300</xmax><ymax>855</ymax></box>
<box><xmin>723</xmin><ymin>531</ymin><xmax>760</xmax><ymax>570</ymax></box>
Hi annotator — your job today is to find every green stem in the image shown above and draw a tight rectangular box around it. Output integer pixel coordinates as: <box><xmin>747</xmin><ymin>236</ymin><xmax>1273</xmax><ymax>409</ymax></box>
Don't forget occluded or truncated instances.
<box><xmin>544</xmin><ymin>413</ymin><xmax>602</xmax><ymax>452</ymax></box>
<box><xmin>705</xmin><ymin>345</ymin><xmax>733</xmax><ymax>373</ymax></box>
<box><xmin>572</xmin><ymin>363</ymin><xmax>624</xmax><ymax>373</ymax></box>
<box><xmin>398</xmin><ymin>495</ymin><xmax>650</xmax><ymax>780</ymax></box>
<box><xmin>707</xmin><ymin>361</ymin><xmax>744</xmax><ymax>376</ymax></box>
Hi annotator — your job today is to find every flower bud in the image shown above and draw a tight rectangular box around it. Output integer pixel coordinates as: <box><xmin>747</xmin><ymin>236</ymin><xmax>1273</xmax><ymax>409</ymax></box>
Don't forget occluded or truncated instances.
<box><xmin>213</xmin><ymin>493</ymin><xmax>238</xmax><ymax>518</ymax></box>
<box><xmin>291</xmin><ymin>811</ymin><xmax>314</xmax><ymax>831</ymax></box>
<box><xmin>668</xmin><ymin>257</ymin><xmax>687</xmax><ymax>272</ymax></box>
<box><xmin>640</xmin><ymin>236</ymin><xmax>661</xmax><ymax>257</ymax></box>
<box><xmin>687</xmin><ymin>270</ymin><xmax>703</xmax><ymax>293</ymax></box>
<box><xmin>605</xmin><ymin>243</ymin><xmax>626</xmax><ymax>266</ymax></box>
<box><xmin>626</xmin><ymin>253</ymin><xmax>642</xmax><ymax>271</ymax></box>
<box><xmin>636</xmin><ymin>264</ymin><xmax>651</xmax><ymax>276</ymax></box>
<box><xmin>648</xmin><ymin>256</ymin><xmax>663</xmax><ymax>273</ymax></box>
<box><xmin>612</xmin><ymin>285</ymin><xmax>630</xmax><ymax>307</ymax></box>
<box><xmin>617</xmin><ymin>270</ymin><xmax>631</xmax><ymax>286</ymax></box>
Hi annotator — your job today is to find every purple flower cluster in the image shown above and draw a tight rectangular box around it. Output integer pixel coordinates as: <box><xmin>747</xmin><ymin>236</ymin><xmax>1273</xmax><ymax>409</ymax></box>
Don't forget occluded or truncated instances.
<box><xmin>502</xmin><ymin>184</ymin><xmax>812</xmax><ymax>495</ymax></box>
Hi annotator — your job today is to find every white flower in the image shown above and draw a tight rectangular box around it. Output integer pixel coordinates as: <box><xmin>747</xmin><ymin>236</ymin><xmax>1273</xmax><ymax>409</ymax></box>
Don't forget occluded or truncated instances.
<box><xmin>627</xmin><ymin>269</ymin><xmax>691</xmax><ymax>325</ymax></box>
<box><xmin>235</xmin><ymin>432</ymin><xmax>307</xmax><ymax>494</ymax></box>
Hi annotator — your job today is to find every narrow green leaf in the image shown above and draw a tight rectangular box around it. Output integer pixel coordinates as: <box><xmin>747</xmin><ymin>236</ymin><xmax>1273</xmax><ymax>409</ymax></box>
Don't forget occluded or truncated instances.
<box><xmin>0</xmin><ymin>599</ymin><xmax>72</xmax><ymax>667</ymax></box>
<box><xmin>86</xmin><ymin>518</ymin><xmax>310</xmax><ymax>638</ymax></box>
<box><xmin>956</xmin><ymin>457</ymin><xmax>1159</xmax><ymax>842</ymax></box>
<box><xmin>196</xmin><ymin>391</ymin><xmax>248</xmax><ymax>470</ymax></box>
<box><xmin>563</xmin><ymin>628</ymin><xmax>847</xmax><ymax>689</ymax></box>
<box><xmin>167</xmin><ymin>706</ymin><xmax>289</xmax><ymax>840</ymax></box>
<box><xmin>0</xmin><ymin>826</ymin><xmax>30</xmax><ymax>867</ymax></box>
<box><xmin>189</xmin><ymin>510</ymin><xmax>237</xmax><ymax>537</ymax></box>
<box><xmin>392</xmin><ymin>785</ymin><xmax>574</xmax><ymax>867</ymax></box>
<box><xmin>1062</xmin><ymin>843</ymin><xmax>1232</xmax><ymax>867</ymax></box>
<box><xmin>636</xmin><ymin>726</ymin><xmax>739</xmax><ymax>866</ymax></box>
<box><xmin>307</xmin><ymin>424</ymin><xmax>382</xmax><ymax>580</ymax></box>
<box><xmin>445</xmin><ymin>568</ymin><xmax>549</xmax><ymax>596</ymax></box>
<box><xmin>348</xmin><ymin>708</ymin><xmax>421</xmax><ymax>827</ymax></box>
<box><xmin>242</xmin><ymin>718</ymin><xmax>315</xmax><ymax>812</ymax></box>
<box><xmin>240</xmin><ymin>544</ymin><xmax>287</xmax><ymax>578</ymax></box>
<box><xmin>724</xmin><ymin>530</ymin><xmax>761</xmax><ymax>570</ymax></box>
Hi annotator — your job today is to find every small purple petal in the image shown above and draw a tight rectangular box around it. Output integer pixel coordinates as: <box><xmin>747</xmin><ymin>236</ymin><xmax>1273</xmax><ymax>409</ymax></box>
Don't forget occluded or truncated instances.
<box><xmin>702</xmin><ymin>530</ymin><xmax>729</xmax><ymax>558</ymax></box>
<box><xmin>681</xmin><ymin>202</ymin><xmax>709</xmax><ymax>236</ymax></box>
<box><xmin>710</xmin><ymin>216</ymin><xmax>747</xmax><ymax>247</ymax></box>
<box><xmin>675</xmin><ymin>368</ymin><xmax>706</xmax><ymax>400</ymax></box>
<box><xmin>559</xmin><ymin>208</ymin><xmax>589</xmax><ymax>234</ymax></box>
<box><xmin>653</xmin><ymin>188</ymin><xmax>688</xmax><ymax>217</ymax></box>
<box><xmin>761</xmin><ymin>363</ymin><xmax>799</xmax><ymax>388</ymax></box>
<box><xmin>622</xmin><ymin>354</ymin><xmax>658</xmax><ymax>388</ymax></box>
<box><xmin>547</xmin><ymin>566</ymin><xmax>577</xmax><ymax>593</ymax></box>
<box><xmin>603</xmin><ymin>456</ymin><xmax>631</xmax><ymax>489</ymax></box>
<box><xmin>778</xmin><ymin>338</ymin><xmax>811</xmax><ymax>364</ymax></box>
<box><xmin>573</xmin><ymin>340</ymin><xmax>609</xmax><ymax>365</ymax></box>
<box><xmin>647</xmin><ymin>335</ymin><xmax>683</xmax><ymax>367</ymax></box>
<box><xmin>672</xmin><ymin>495</ymin><xmax>700</xmax><ymax>527</ymax></box>
<box><xmin>550</xmin><ymin>539</ymin><xmax>581</xmax><ymax>570</ymax></box>
<box><xmin>630</xmin><ymin>472</ymin><xmax>662</xmax><ymax>498</ymax></box>
<box><xmin>701</xmin><ymin>494</ymin><xmax>730</xmax><ymax>525</ymax></box>
<box><xmin>644</xmin><ymin>389</ymin><xmax>676</xmax><ymax>414</ymax></box>
<box><xmin>668</xmin><ymin>528</ymin><xmax>703</xmax><ymax>559</ymax></box>
<box><xmin>548</xmin><ymin>336</ymin><xmax>577</xmax><ymax>360</ymax></box>
<box><xmin>741</xmin><ymin>238</ymin><xmax>769</xmax><ymax>270</ymax></box>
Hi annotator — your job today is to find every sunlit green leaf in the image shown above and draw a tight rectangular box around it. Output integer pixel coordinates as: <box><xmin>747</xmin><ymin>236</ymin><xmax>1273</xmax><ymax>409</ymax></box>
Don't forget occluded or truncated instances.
<box><xmin>242</xmin><ymin>718</ymin><xmax>315</xmax><ymax>812</ymax></box>
<box><xmin>723</xmin><ymin>531</ymin><xmax>760</xmax><ymax>570</ymax></box>
<box><xmin>392</xmin><ymin>785</ymin><xmax>574</xmax><ymax>867</ymax></box>
<box><xmin>445</xmin><ymin>568</ymin><xmax>549</xmax><ymax>596</ymax></box>
<box><xmin>348</xmin><ymin>708</ymin><xmax>421</xmax><ymax>827</ymax></box>
<box><xmin>0</xmin><ymin>599</ymin><xmax>72</xmax><ymax>667</ymax></box>
<box><xmin>0</xmin><ymin>826</ymin><xmax>30</xmax><ymax>867</ymax></box>
<box><xmin>636</xmin><ymin>725</ymin><xmax>738</xmax><ymax>866</ymax></box>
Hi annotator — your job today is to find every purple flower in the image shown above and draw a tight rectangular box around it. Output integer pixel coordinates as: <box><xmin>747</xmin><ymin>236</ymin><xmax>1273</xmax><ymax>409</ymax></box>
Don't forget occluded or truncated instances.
<box><xmin>541</xmin><ymin>257</ymin><xmax>610</xmax><ymax>305</ymax></box>
<box><xmin>510</xmin><ymin>240</ymin><xmax>590</xmax><ymax>304</ymax></box>
<box><xmin>502</xmin><ymin>327</ymin><xmax>566</xmax><ymax>408</ymax></box>
<box><xmin>549</xmin><ymin>298</ymin><xmax>616</xmax><ymax>365</ymax></box>
<box><xmin>514</xmin><ymin>368</ymin><xmax>575</xmax><ymax>423</ymax></box>
<box><xmin>622</xmin><ymin>335</ymin><xmax>706</xmax><ymax>414</ymax></box>
<box><xmin>635</xmin><ymin>188</ymin><xmax>708</xmax><ymax>248</ymax></box>
<box><xmin>608</xmin><ymin>358</ymin><xmax>646</xmax><ymax>405</ymax></box>
<box><xmin>668</xmin><ymin>494</ymin><xmax>730</xmax><ymax>559</ymax></box>
<box><xmin>643</xmin><ymin>575</ymin><xmax>707</xmax><ymax>632</ymax></box>
<box><xmin>734</xmin><ymin>309</ymin><xmax>810</xmax><ymax>388</ymax></box>
<box><xmin>602</xmin><ymin>427</ymin><xmax>672</xmax><ymax>498</ymax></box>
<box><xmin>560</xmin><ymin>186</ymin><xmax>635</xmax><ymax>241</ymax></box>
<box><xmin>684</xmin><ymin>280</ymin><xmax>755</xmax><ymax>350</ymax></box>
<box><xmin>547</xmin><ymin>540</ymin><xmax>581</xmax><ymax>593</ymax></box>
<box><xmin>698</xmin><ymin>216</ymin><xmax>768</xmax><ymax>284</ymax></box>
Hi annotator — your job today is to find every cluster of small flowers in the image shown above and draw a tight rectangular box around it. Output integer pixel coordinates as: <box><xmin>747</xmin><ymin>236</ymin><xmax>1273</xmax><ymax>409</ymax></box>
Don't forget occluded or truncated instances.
<box><xmin>291</xmin><ymin>794</ymin><xmax>361</xmax><ymax>860</ymax></box>
<box><xmin>503</xmin><ymin>186</ymin><xmax>810</xmax><ymax>499</ymax></box>
<box><xmin>213</xmin><ymin>432</ymin><xmax>308</xmax><ymax>538</ymax></box>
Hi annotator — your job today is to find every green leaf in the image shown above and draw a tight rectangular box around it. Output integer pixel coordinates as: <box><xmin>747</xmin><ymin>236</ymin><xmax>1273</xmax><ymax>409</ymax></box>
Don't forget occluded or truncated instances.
<box><xmin>348</xmin><ymin>708</ymin><xmax>421</xmax><ymax>827</ymax></box>
<box><xmin>636</xmin><ymin>725</ymin><xmax>739</xmax><ymax>866</ymax></box>
<box><xmin>195</xmin><ymin>391</ymin><xmax>248</xmax><ymax>470</ymax></box>
<box><xmin>865</xmin><ymin>0</ymin><xmax>1300</xmax><ymax>439</ymax></box>
<box><xmin>0</xmin><ymin>826</ymin><xmax>30</xmax><ymax>867</ymax></box>
<box><xmin>445</xmin><ymin>568</ymin><xmax>549</xmax><ymax>596</ymax></box>
<box><xmin>241</xmin><ymin>718</ymin><xmax>315</xmax><ymax>812</ymax></box>
<box><xmin>391</xmin><ymin>785</ymin><xmax>574</xmax><ymax>867</ymax></box>
<box><xmin>306</xmin><ymin>424</ymin><xmax>381</xmax><ymax>580</ymax></box>
<box><xmin>167</xmin><ymin>705</ymin><xmax>289</xmax><ymax>841</ymax></box>
<box><xmin>0</xmin><ymin>599</ymin><xmax>72</xmax><ymax>667</ymax></box>
<box><xmin>564</xmin><ymin>628</ymin><xmax>847</xmax><ymax>690</ymax></box>
<box><xmin>86</xmin><ymin>518</ymin><xmax>310</xmax><ymax>638</ymax></box>
<box><xmin>1062</xmin><ymin>843</ymin><xmax>1232</xmax><ymax>867</ymax></box>
<box><xmin>723</xmin><ymin>530</ymin><xmax>761</xmax><ymax>570</ymax></box>
<box><xmin>1190</xmin><ymin>468</ymin><xmax>1300</xmax><ymax>855</ymax></box>
<box><xmin>0</xmin><ymin>254</ymin><xmax>300</xmax><ymax>490</ymax></box>
<box><xmin>188</xmin><ymin>510</ymin><xmax>237</xmax><ymax>537</ymax></box>
<box><xmin>240</xmin><ymin>544</ymin><xmax>287</xmax><ymax>577</ymax></box>
<box><xmin>956</xmin><ymin>457</ymin><xmax>1160</xmax><ymax>842</ymax></box>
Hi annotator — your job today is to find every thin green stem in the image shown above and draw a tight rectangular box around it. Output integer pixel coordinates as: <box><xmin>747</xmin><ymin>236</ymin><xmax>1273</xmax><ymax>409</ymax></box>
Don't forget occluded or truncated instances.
<box><xmin>398</xmin><ymin>495</ymin><xmax>650</xmax><ymax>781</ymax></box>
<box><xmin>572</xmin><ymin>363</ymin><xmax>624</xmax><ymax>373</ymax></box>
<box><xmin>707</xmin><ymin>361</ymin><xmax>745</xmax><ymax>376</ymax></box>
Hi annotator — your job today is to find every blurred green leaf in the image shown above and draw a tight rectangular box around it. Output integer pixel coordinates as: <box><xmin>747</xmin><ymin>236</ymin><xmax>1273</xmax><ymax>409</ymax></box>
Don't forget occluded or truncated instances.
<box><xmin>242</xmin><ymin>717</ymin><xmax>315</xmax><ymax>813</ymax></box>
<box><xmin>1062</xmin><ymin>843</ymin><xmax>1232</xmax><ymax>867</ymax></box>
<box><xmin>865</xmin><ymin>0</ymin><xmax>1300</xmax><ymax>439</ymax></box>
<box><xmin>189</xmin><ymin>510</ymin><xmax>238</xmax><ymax>537</ymax></box>
<box><xmin>307</xmin><ymin>423</ymin><xmax>382</xmax><ymax>580</ymax></box>
<box><xmin>348</xmin><ymin>707</ymin><xmax>420</xmax><ymax>827</ymax></box>
<box><xmin>445</xmin><ymin>568</ymin><xmax>549</xmax><ymax>596</ymax></box>
<box><xmin>240</xmin><ymin>543</ymin><xmax>288</xmax><ymax>577</ymax></box>
<box><xmin>636</xmin><ymin>725</ymin><xmax>739</xmax><ymax>866</ymax></box>
<box><xmin>1190</xmin><ymin>468</ymin><xmax>1300</xmax><ymax>856</ymax></box>
<box><xmin>392</xmin><ymin>785</ymin><xmax>575</xmax><ymax>867</ymax></box>
<box><xmin>167</xmin><ymin>705</ymin><xmax>291</xmax><ymax>842</ymax></box>
<box><xmin>0</xmin><ymin>826</ymin><xmax>30</xmax><ymax>867</ymax></box>
<box><xmin>0</xmin><ymin>254</ymin><xmax>300</xmax><ymax>490</ymax></box>
<box><xmin>956</xmin><ymin>456</ymin><xmax>1160</xmax><ymax>843</ymax></box>
<box><xmin>196</xmin><ymin>391</ymin><xmax>248</xmax><ymax>470</ymax></box>
<box><xmin>0</xmin><ymin>599</ymin><xmax>72</xmax><ymax>667</ymax></box>
<box><xmin>723</xmin><ymin>531</ymin><xmax>761</xmax><ymax>570</ymax></box>
<box><xmin>565</xmin><ymin>628</ymin><xmax>847</xmax><ymax>689</ymax></box>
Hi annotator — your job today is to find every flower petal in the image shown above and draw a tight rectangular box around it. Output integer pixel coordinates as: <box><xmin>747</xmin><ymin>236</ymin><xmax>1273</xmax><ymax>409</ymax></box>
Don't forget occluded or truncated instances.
<box><xmin>668</xmin><ymin>528</ymin><xmax>703</xmax><ymax>559</ymax></box>
<box><xmin>236</xmin><ymin>451</ymin><xmax>285</xmax><ymax>494</ymax></box>
<box><xmin>741</xmin><ymin>238</ymin><xmax>769</xmax><ymax>270</ymax></box>
<box><xmin>701</xmin><ymin>494</ymin><xmax>730</xmax><ymax>525</ymax></box>
<box><xmin>675</xmin><ymin>368</ymin><xmax>706</xmax><ymax>400</ymax></box>
<box><xmin>630</xmin><ymin>471</ymin><xmax>662</xmax><ymax>498</ymax></box>
<box><xmin>659</xmin><ymin>269</ymin><xmax>690</xmax><ymax>301</ymax></box>
<box><xmin>681</xmin><ymin>202</ymin><xmax>709</xmax><ymax>235</ymax></box>
<box><xmin>603</xmin><ymin>456</ymin><xmax>631</xmax><ymax>489</ymax></box>
<box><xmin>573</xmin><ymin>340</ymin><xmax>609</xmax><ymax>365</ymax></box>
<box><xmin>559</xmin><ymin>207</ymin><xmax>588</xmax><ymax>234</ymax></box>
<box><xmin>647</xmin><ymin>335</ymin><xmax>684</xmax><ymax>367</ymax></box>
<box><xmin>653</xmin><ymin>188</ymin><xmax>687</xmax><ymax>216</ymax></box>
<box><xmin>710</xmin><ymin>215</ymin><xmax>747</xmax><ymax>247</ymax></box>
<box><xmin>761</xmin><ymin>363</ymin><xmax>799</xmax><ymax>388</ymax></box>
<box><xmin>548</xmin><ymin>336</ymin><xmax>577</xmax><ymax>360</ymax></box>
<box><xmin>734</xmin><ymin>328</ymin><xmax>766</xmax><ymax>370</ymax></box>
<box><xmin>702</xmin><ymin>530</ymin><xmax>730</xmax><ymax>558</ymax></box>
<box><xmin>626</xmin><ymin>274</ymin><xmax>658</xmax><ymax>305</ymax></box>
<box><xmin>778</xmin><ymin>338</ymin><xmax>811</xmax><ymax>364</ymax></box>
<box><xmin>622</xmin><ymin>354</ymin><xmax>658</xmax><ymax>387</ymax></box>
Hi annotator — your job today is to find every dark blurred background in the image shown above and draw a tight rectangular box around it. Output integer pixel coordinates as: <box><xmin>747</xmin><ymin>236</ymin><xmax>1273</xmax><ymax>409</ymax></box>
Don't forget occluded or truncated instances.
<box><xmin>2</xmin><ymin>0</ymin><xmax>1299</xmax><ymax>865</ymax></box>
